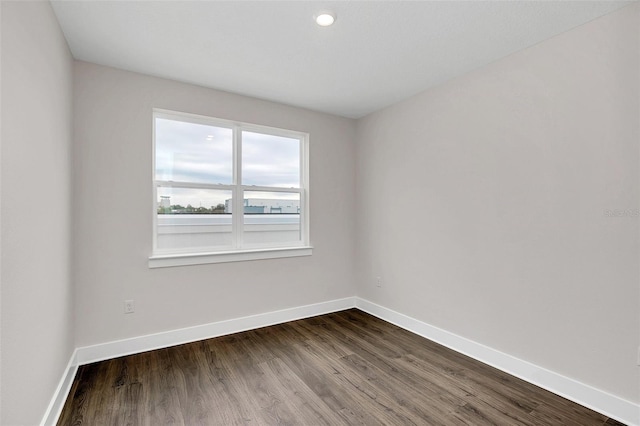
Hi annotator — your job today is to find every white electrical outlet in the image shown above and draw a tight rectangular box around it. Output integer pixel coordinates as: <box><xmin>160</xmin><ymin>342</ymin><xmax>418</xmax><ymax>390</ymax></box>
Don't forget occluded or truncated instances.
<box><xmin>124</xmin><ymin>299</ymin><xmax>135</xmax><ymax>314</ymax></box>
<box><xmin>376</xmin><ymin>276</ymin><xmax>382</xmax><ymax>288</ymax></box>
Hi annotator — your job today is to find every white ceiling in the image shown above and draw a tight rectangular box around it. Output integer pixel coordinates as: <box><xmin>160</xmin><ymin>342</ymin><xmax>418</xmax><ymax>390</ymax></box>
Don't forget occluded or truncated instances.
<box><xmin>51</xmin><ymin>1</ymin><xmax>632</xmax><ymax>118</ymax></box>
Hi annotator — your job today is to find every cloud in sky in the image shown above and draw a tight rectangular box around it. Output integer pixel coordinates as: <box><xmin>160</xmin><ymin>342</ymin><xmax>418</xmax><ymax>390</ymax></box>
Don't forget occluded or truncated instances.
<box><xmin>155</xmin><ymin>118</ymin><xmax>233</xmax><ymax>184</ymax></box>
<box><xmin>155</xmin><ymin>118</ymin><xmax>300</xmax><ymax>208</ymax></box>
<box><xmin>242</xmin><ymin>131</ymin><xmax>299</xmax><ymax>188</ymax></box>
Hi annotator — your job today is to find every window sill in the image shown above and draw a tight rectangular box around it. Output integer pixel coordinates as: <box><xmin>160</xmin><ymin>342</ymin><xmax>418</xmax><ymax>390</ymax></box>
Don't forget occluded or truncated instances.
<box><xmin>148</xmin><ymin>246</ymin><xmax>313</xmax><ymax>268</ymax></box>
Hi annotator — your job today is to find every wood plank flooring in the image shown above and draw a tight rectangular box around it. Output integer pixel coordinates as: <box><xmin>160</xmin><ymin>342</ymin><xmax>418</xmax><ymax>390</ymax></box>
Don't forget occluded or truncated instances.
<box><xmin>58</xmin><ymin>309</ymin><xmax>626</xmax><ymax>425</ymax></box>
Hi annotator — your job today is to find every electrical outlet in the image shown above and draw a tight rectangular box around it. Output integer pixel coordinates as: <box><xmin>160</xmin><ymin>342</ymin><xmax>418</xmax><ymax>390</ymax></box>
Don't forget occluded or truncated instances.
<box><xmin>637</xmin><ymin>345</ymin><xmax>640</xmax><ymax>366</ymax></box>
<box><xmin>376</xmin><ymin>276</ymin><xmax>382</xmax><ymax>288</ymax></box>
<box><xmin>124</xmin><ymin>299</ymin><xmax>135</xmax><ymax>314</ymax></box>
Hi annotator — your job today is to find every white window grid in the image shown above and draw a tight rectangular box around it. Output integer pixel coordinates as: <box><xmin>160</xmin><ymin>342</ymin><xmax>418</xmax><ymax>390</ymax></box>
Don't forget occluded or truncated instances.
<box><xmin>152</xmin><ymin>109</ymin><xmax>310</xmax><ymax>256</ymax></box>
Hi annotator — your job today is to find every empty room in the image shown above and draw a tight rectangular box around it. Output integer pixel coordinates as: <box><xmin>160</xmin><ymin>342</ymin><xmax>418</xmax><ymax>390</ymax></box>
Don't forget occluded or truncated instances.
<box><xmin>1</xmin><ymin>1</ymin><xmax>639</xmax><ymax>425</ymax></box>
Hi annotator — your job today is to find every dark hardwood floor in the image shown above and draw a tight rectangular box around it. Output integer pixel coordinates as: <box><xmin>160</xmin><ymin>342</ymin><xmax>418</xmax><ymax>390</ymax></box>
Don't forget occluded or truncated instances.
<box><xmin>58</xmin><ymin>309</ymin><xmax>626</xmax><ymax>425</ymax></box>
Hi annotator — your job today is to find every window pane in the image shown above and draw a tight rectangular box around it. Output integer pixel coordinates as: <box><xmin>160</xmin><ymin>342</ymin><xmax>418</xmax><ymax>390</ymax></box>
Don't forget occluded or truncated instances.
<box><xmin>242</xmin><ymin>131</ymin><xmax>300</xmax><ymax>188</ymax></box>
<box><xmin>155</xmin><ymin>118</ymin><xmax>232</xmax><ymax>184</ymax></box>
<box><xmin>156</xmin><ymin>187</ymin><xmax>232</xmax><ymax>251</ymax></box>
<box><xmin>242</xmin><ymin>191</ymin><xmax>301</xmax><ymax>246</ymax></box>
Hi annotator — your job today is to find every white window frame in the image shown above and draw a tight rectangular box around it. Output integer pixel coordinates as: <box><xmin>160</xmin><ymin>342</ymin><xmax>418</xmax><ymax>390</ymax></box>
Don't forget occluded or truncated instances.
<box><xmin>149</xmin><ymin>109</ymin><xmax>311</xmax><ymax>268</ymax></box>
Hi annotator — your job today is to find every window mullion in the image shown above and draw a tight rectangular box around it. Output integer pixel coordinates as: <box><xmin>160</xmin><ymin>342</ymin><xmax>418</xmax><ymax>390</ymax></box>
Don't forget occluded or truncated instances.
<box><xmin>156</xmin><ymin>181</ymin><xmax>235</xmax><ymax>191</ymax></box>
<box><xmin>232</xmin><ymin>126</ymin><xmax>243</xmax><ymax>249</ymax></box>
<box><xmin>238</xmin><ymin>185</ymin><xmax>302</xmax><ymax>193</ymax></box>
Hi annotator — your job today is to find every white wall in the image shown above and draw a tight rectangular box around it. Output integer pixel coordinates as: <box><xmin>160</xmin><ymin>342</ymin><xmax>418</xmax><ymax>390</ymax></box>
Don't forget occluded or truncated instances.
<box><xmin>0</xmin><ymin>1</ymin><xmax>74</xmax><ymax>424</ymax></box>
<box><xmin>356</xmin><ymin>4</ymin><xmax>639</xmax><ymax>404</ymax></box>
<box><xmin>73</xmin><ymin>62</ymin><xmax>357</xmax><ymax>346</ymax></box>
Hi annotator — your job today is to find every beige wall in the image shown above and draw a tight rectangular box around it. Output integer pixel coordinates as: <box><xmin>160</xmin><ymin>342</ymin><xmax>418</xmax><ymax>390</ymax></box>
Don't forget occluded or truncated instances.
<box><xmin>1</xmin><ymin>1</ymin><xmax>75</xmax><ymax>424</ymax></box>
<box><xmin>73</xmin><ymin>62</ymin><xmax>357</xmax><ymax>347</ymax></box>
<box><xmin>356</xmin><ymin>4</ymin><xmax>639</xmax><ymax>403</ymax></box>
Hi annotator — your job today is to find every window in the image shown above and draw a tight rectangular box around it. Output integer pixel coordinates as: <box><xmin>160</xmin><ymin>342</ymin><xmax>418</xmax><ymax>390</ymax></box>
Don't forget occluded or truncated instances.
<box><xmin>150</xmin><ymin>109</ymin><xmax>311</xmax><ymax>267</ymax></box>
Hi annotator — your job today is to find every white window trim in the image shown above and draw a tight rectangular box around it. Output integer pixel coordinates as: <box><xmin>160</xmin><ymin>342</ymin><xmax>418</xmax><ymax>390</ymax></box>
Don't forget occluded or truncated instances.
<box><xmin>150</xmin><ymin>109</ymin><xmax>311</xmax><ymax>267</ymax></box>
<box><xmin>149</xmin><ymin>246</ymin><xmax>313</xmax><ymax>268</ymax></box>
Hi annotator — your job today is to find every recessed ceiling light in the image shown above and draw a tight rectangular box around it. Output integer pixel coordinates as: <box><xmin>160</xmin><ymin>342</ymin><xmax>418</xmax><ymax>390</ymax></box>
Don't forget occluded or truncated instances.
<box><xmin>315</xmin><ymin>12</ymin><xmax>335</xmax><ymax>27</ymax></box>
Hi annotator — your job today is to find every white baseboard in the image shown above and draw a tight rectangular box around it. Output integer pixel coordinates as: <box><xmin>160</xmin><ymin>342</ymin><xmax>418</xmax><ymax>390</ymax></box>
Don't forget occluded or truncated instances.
<box><xmin>40</xmin><ymin>349</ymin><xmax>78</xmax><ymax>426</ymax></box>
<box><xmin>76</xmin><ymin>296</ymin><xmax>356</xmax><ymax>365</ymax></box>
<box><xmin>42</xmin><ymin>296</ymin><xmax>356</xmax><ymax>425</ymax></box>
<box><xmin>355</xmin><ymin>297</ymin><xmax>640</xmax><ymax>426</ymax></box>
<box><xmin>42</xmin><ymin>296</ymin><xmax>639</xmax><ymax>426</ymax></box>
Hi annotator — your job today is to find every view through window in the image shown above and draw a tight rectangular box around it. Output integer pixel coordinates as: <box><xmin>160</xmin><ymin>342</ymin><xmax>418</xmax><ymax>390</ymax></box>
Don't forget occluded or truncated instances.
<box><xmin>153</xmin><ymin>110</ymin><xmax>309</xmax><ymax>259</ymax></box>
